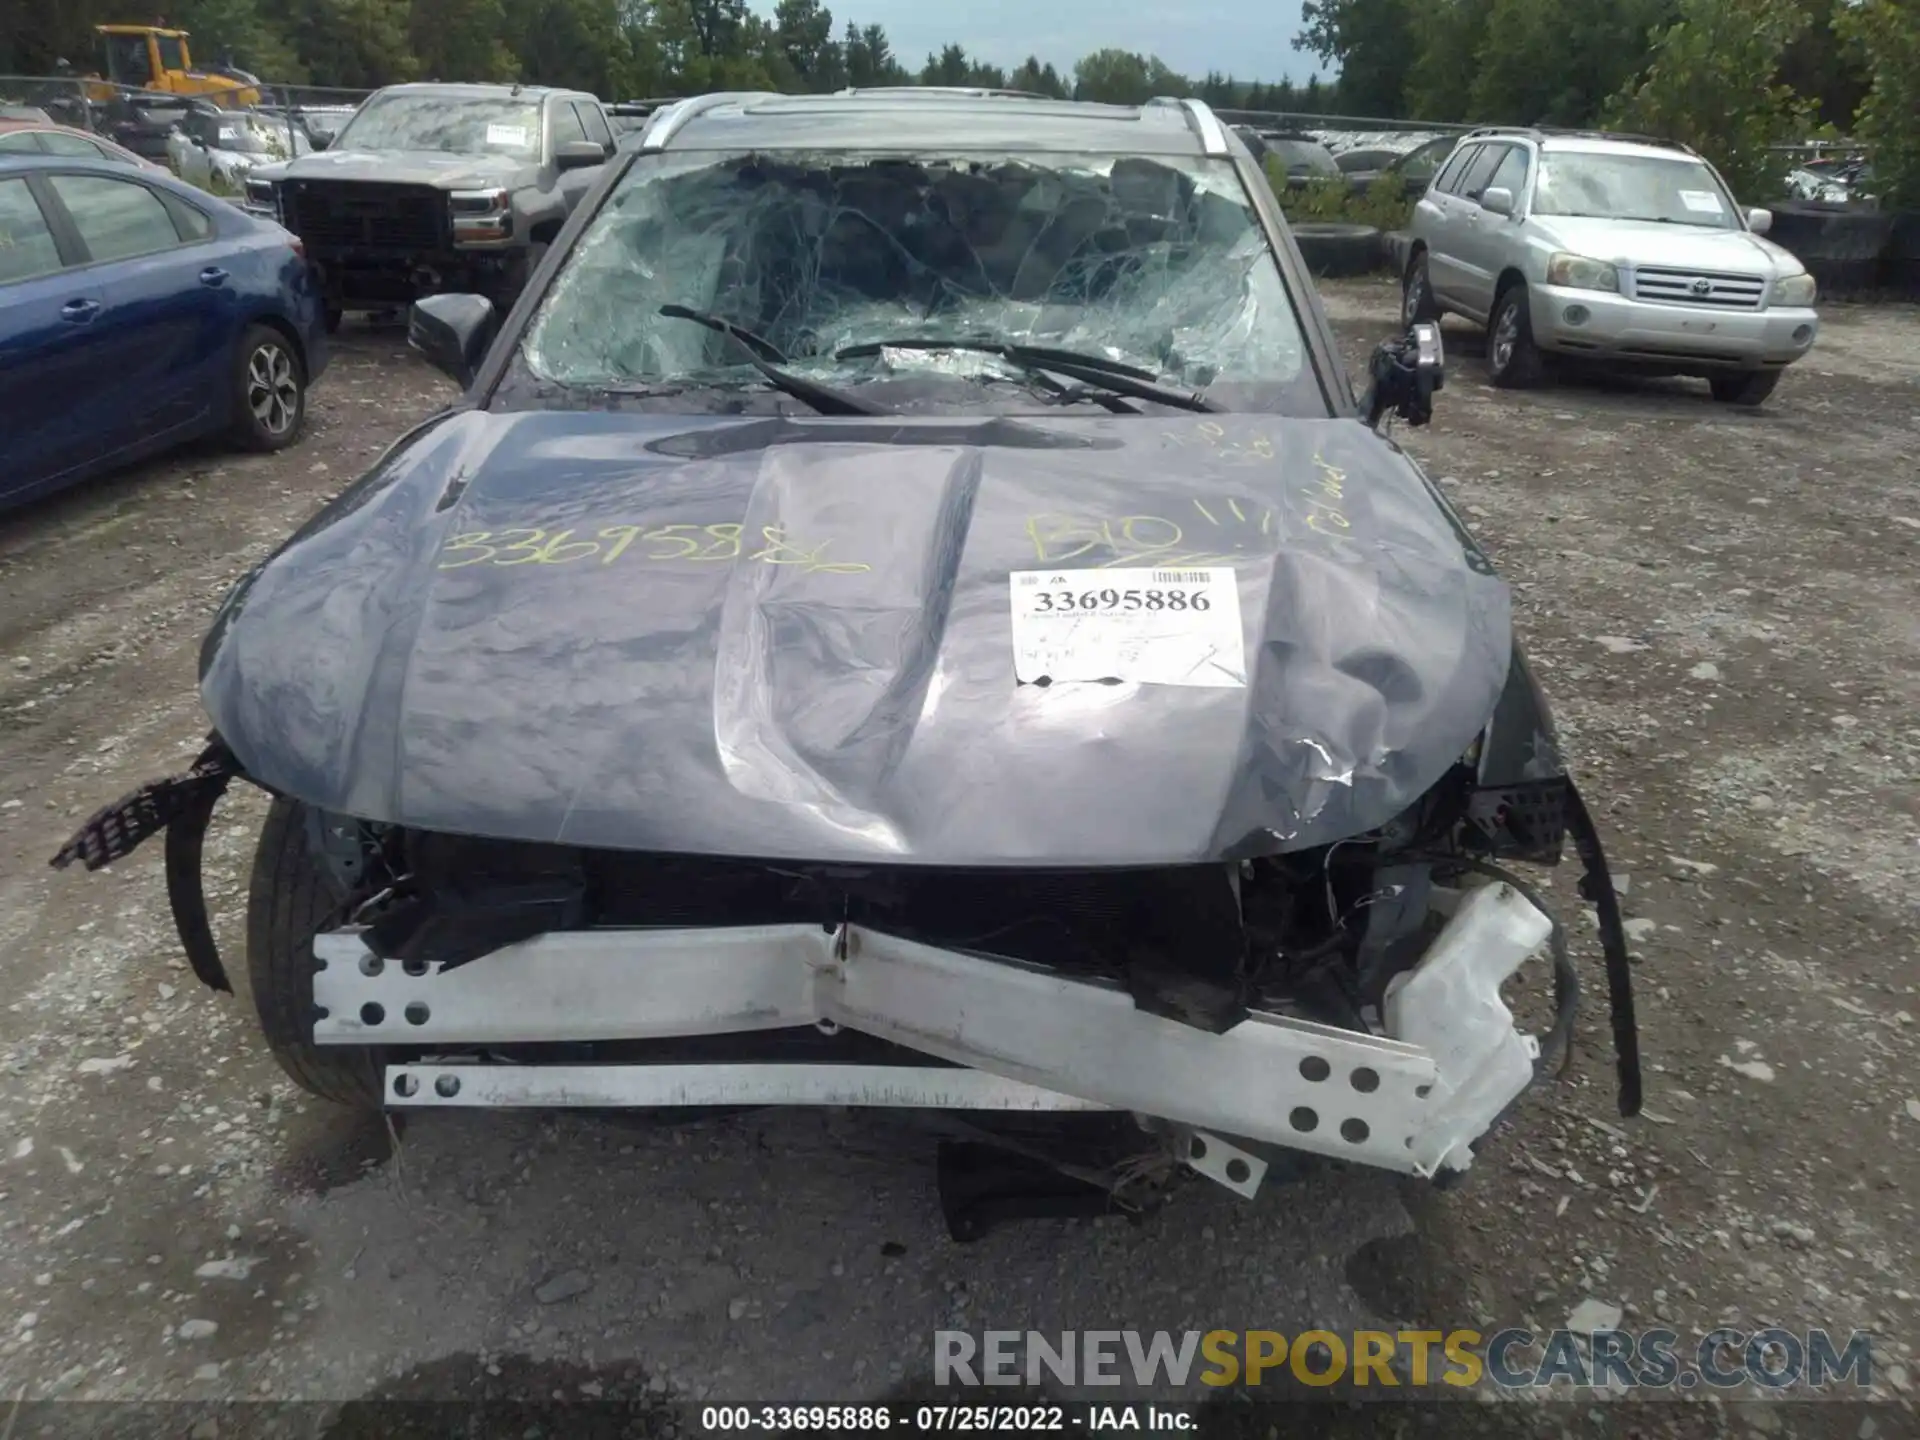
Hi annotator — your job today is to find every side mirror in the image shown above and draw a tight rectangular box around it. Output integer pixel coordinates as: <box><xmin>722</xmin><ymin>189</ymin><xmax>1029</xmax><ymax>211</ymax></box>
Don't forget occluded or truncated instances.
<box><xmin>1747</xmin><ymin>207</ymin><xmax>1772</xmax><ymax>235</ymax></box>
<box><xmin>309</xmin><ymin>131</ymin><xmax>330</xmax><ymax>151</ymax></box>
<box><xmin>1480</xmin><ymin>186</ymin><xmax>1514</xmax><ymax>217</ymax></box>
<box><xmin>1363</xmin><ymin>322</ymin><xmax>1445</xmax><ymax>430</ymax></box>
<box><xmin>555</xmin><ymin>139</ymin><xmax>605</xmax><ymax>170</ymax></box>
<box><xmin>409</xmin><ymin>293</ymin><xmax>497</xmax><ymax>389</ymax></box>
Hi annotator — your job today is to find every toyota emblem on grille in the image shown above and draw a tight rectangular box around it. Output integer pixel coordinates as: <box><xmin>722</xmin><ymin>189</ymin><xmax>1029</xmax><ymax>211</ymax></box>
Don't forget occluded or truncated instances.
<box><xmin>1690</xmin><ymin>278</ymin><xmax>1713</xmax><ymax>296</ymax></box>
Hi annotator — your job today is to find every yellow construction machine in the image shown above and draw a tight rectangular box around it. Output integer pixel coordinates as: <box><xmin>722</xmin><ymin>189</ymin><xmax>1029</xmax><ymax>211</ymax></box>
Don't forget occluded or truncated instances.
<box><xmin>84</xmin><ymin>24</ymin><xmax>263</xmax><ymax>107</ymax></box>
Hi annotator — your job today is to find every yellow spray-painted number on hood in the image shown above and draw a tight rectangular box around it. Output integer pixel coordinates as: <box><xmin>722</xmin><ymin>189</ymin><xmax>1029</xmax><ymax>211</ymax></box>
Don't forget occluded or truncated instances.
<box><xmin>1027</xmin><ymin>494</ymin><xmax>1280</xmax><ymax>570</ymax></box>
<box><xmin>435</xmin><ymin>524</ymin><xmax>871</xmax><ymax>574</ymax></box>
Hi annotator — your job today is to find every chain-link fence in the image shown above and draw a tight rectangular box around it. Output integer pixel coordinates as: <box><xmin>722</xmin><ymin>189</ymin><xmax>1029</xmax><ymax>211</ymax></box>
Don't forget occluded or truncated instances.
<box><xmin>0</xmin><ymin>73</ymin><xmax>370</xmax><ymax>163</ymax></box>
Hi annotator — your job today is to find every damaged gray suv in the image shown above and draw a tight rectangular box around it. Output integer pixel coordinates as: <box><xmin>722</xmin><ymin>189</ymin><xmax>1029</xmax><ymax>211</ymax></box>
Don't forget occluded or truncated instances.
<box><xmin>53</xmin><ymin>90</ymin><xmax>1640</xmax><ymax>1240</ymax></box>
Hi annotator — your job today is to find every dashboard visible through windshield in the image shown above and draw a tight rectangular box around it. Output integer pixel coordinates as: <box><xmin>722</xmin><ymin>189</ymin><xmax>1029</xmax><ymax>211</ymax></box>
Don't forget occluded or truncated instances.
<box><xmin>517</xmin><ymin>149</ymin><xmax>1320</xmax><ymax>415</ymax></box>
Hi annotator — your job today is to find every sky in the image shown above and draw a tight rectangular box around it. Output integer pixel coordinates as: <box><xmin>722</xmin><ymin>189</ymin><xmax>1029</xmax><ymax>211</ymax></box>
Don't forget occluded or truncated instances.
<box><xmin>745</xmin><ymin>0</ymin><xmax>1322</xmax><ymax>87</ymax></box>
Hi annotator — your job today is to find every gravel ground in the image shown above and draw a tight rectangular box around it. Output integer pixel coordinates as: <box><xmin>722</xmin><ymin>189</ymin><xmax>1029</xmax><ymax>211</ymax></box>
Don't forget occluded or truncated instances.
<box><xmin>1</xmin><ymin>290</ymin><xmax>1916</xmax><ymax>1436</ymax></box>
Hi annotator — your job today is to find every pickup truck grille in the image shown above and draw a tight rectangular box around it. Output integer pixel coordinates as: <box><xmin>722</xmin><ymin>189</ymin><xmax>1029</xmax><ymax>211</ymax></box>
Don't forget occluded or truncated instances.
<box><xmin>1631</xmin><ymin>266</ymin><xmax>1767</xmax><ymax>309</ymax></box>
<box><xmin>281</xmin><ymin>181</ymin><xmax>449</xmax><ymax>252</ymax></box>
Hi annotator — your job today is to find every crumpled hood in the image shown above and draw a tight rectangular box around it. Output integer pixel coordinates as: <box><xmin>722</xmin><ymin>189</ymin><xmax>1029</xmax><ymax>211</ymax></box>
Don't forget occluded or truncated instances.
<box><xmin>200</xmin><ymin>410</ymin><xmax>1511</xmax><ymax>866</ymax></box>
<box><xmin>256</xmin><ymin>149</ymin><xmax>533</xmax><ymax>190</ymax></box>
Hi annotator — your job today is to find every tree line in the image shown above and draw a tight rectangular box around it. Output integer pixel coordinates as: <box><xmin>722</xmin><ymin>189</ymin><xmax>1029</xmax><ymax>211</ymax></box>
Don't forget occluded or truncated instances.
<box><xmin>7</xmin><ymin>0</ymin><xmax>1915</xmax><ymax>204</ymax></box>
<box><xmin>4</xmin><ymin>0</ymin><xmax>1337</xmax><ymax>113</ymax></box>
<box><xmin>1298</xmin><ymin>0</ymin><xmax>1919</xmax><ymax>203</ymax></box>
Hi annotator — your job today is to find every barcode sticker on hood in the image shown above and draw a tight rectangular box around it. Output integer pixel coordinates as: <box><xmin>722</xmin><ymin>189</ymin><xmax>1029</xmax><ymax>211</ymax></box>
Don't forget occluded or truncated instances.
<box><xmin>1009</xmin><ymin>568</ymin><xmax>1246</xmax><ymax>688</ymax></box>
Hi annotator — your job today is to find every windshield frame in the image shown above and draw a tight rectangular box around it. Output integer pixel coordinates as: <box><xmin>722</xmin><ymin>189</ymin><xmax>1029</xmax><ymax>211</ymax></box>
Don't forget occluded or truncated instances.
<box><xmin>329</xmin><ymin>90</ymin><xmax>545</xmax><ymax>161</ymax></box>
<box><xmin>482</xmin><ymin>143</ymin><xmax>1351</xmax><ymax>420</ymax></box>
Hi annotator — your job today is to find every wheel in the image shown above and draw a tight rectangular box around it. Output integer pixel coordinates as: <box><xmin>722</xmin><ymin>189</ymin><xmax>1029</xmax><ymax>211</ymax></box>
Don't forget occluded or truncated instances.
<box><xmin>1402</xmin><ymin>249</ymin><xmax>1439</xmax><ymax>326</ymax></box>
<box><xmin>323</xmin><ymin>305</ymin><xmax>343</xmax><ymax>334</ymax></box>
<box><xmin>1708</xmin><ymin>370</ymin><xmax>1781</xmax><ymax>407</ymax></box>
<box><xmin>245</xmin><ymin>797</ymin><xmax>385</xmax><ymax>1109</ymax></box>
<box><xmin>228</xmin><ymin>323</ymin><xmax>306</xmax><ymax>452</ymax></box>
<box><xmin>1487</xmin><ymin>284</ymin><xmax>1545</xmax><ymax>388</ymax></box>
<box><xmin>1290</xmin><ymin>222</ymin><xmax>1384</xmax><ymax>279</ymax></box>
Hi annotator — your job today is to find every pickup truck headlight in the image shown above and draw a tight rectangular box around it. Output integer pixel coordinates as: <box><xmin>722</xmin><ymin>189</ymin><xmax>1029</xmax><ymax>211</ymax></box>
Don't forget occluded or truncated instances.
<box><xmin>1545</xmin><ymin>252</ymin><xmax>1621</xmax><ymax>293</ymax></box>
<box><xmin>449</xmin><ymin>188</ymin><xmax>512</xmax><ymax>244</ymax></box>
<box><xmin>1771</xmin><ymin>272</ymin><xmax>1817</xmax><ymax>307</ymax></box>
<box><xmin>243</xmin><ymin>177</ymin><xmax>278</xmax><ymax>217</ymax></box>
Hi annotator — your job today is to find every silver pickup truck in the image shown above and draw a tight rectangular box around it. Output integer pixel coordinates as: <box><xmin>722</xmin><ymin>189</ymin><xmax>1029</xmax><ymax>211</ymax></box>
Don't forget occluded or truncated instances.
<box><xmin>241</xmin><ymin>81</ymin><xmax>612</xmax><ymax>328</ymax></box>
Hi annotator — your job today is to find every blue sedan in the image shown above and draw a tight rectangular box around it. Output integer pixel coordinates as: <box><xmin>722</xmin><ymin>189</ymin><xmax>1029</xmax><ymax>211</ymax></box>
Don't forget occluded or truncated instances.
<box><xmin>0</xmin><ymin>153</ymin><xmax>329</xmax><ymax>509</ymax></box>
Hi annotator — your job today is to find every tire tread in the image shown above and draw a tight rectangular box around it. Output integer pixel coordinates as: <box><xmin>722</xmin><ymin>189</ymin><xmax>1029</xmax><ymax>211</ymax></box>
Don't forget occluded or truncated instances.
<box><xmin>245</xmin><ymin>798</ymin><xmax>384</xmax><ymax>1109</ymax></box>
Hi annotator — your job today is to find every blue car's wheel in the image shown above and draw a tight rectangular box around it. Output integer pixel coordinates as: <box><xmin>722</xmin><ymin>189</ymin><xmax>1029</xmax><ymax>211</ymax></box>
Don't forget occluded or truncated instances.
<box><xmin>230</xmin><ymin>324</ymin><xmax>307</xmax><ymax>453</ymax></box>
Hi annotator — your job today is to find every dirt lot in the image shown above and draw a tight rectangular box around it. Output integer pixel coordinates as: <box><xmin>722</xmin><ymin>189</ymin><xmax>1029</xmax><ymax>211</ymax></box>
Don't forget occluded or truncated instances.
<box><xmin>1</xmin><ymin>289</ymin><xmax>1917</xmax><ymax>1434</ymax></box>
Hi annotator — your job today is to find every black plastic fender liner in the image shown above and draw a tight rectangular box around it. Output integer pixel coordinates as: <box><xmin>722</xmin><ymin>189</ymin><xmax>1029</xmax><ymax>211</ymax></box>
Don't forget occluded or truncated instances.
<box><xmin>1565</xmin><ymin>781</ymin><xmax>1643</xmax><ymax>1118</ymax></box>
<box><xmin>162</xmin><ymin>768</ymin><xmax>235</xmax><ymax>995</ymax></box>
<box><xmin>49</xmin><ymin>735</ymin><xmax>243</xmax><ymax>995</ymax></box>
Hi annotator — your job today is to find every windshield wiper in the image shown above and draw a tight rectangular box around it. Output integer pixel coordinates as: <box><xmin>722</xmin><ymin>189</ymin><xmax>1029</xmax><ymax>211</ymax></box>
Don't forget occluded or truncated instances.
<box><xmin>835</xmin><ymin>337</ymin><xmax>1221</xmax><ymax>413</ymax></box>
<box><xmin>659</xmin><ymin>305</ymin><xmax>888</xmax><ymax>417</ymax></box>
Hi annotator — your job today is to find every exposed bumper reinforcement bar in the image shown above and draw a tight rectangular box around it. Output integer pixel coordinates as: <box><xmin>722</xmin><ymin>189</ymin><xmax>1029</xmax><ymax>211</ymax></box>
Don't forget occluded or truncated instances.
<box><xmin>386</xmin><ymin>1062</ymin><xmax>1113</xmax><ymax>1112</ymax></box>
<box><xmin>314</xmin><ymin>881</ymin><xmax>1553</xmax><ymax>1178</ymax></box>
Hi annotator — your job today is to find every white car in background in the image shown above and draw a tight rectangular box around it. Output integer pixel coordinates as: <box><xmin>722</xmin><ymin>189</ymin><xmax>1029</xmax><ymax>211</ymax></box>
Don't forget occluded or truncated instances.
<box><xmin>1403</xmin><ymin>127</ymin><xmax>1820</xmax><ymax>407</ymax></box>
<box><xmin>167</xmin><ymin>107</ymin><xmax>309</xmax><ymax>192</ymax></box>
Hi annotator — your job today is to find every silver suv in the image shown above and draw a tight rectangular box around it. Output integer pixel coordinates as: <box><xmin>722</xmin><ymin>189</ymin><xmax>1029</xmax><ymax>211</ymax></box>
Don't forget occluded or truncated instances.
<box><xmin>1402</xmin><ymin>127</ymin><xmax>1820</xmax><ymax>406</ymax></box>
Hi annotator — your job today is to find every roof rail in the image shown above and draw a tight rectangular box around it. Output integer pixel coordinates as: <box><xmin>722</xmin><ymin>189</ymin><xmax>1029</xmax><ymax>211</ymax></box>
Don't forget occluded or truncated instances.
<box><xmin>1463</xmin><ymin>124</ymin><xmax>1696</xmax><ymax>155</ymax></box>
<box><xmin>640</xmin><ymin>91</ymin><xmax>773</xmax><ymax>150</ymax></box>
<box><xmin>1148</xmin><ymin>95</ymin><xmax>1229</xmax><ymax>156</ymax></box>
<box><xmin>835</xmin><ymin>84</ymin><xmax>1055</xmax><ymax>100</ymax></box>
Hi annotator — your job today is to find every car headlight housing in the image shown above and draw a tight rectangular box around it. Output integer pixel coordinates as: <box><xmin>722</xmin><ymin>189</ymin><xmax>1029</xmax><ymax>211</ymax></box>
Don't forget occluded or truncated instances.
<box><xmin>450</xmin><ymin>188</ymin><xmax>512</xmax><ymax>244</ymax></box>
<box><xmin>1771</xmin><ymin>272</ymin><xmax>1817</xmax><ymax>307</ymax></box>
<box><xmin>1545</xmin><ymin>252</ymin><xmax>1621</xmax><ymax>293</ymax></box>
<box><xmin>242</xmin><ymin>176</ymin><xmax>279</xmax><ymax>218</ymax></box>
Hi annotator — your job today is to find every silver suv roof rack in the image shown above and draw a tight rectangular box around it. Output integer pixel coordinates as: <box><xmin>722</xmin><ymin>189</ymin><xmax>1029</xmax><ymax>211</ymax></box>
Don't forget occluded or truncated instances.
<box><xmin>1148</xmin><ymin>96</ymin><xmax>1228</xmax><ymax>157</ymax></box>
<box><xmin>640</xmin><ymin>91</ymin><xmax>778</xmax><ymax>150</ymax></box>
<box><xmin>834</xmin><ymin>85</ymin><xmax>1055</xmax><ymax>100</ymax></box>
<box><xmin>1463</xmin><ymin>125</ymin><xmax>1697</xmax><ymax>156</ymax></box>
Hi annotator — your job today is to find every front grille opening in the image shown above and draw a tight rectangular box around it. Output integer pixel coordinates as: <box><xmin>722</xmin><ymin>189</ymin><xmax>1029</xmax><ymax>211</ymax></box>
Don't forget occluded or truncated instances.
<box><xmin>1631</xmin><ymin>266</ymin><xmax>1766</xmax><ymax>310</ymax></box>
<box><xmin>284</xmin><ymin>182</ymin><xmax>449</xmax><ymax>252</ymax></box>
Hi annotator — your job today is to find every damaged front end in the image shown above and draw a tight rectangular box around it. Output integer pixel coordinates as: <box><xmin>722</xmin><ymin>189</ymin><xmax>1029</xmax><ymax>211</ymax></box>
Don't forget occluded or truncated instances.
<box><xmin>52</xmin><ymin>690</ymin><xmax>1640</xmax><ymax>1234</ymax></box>
<box><xmin>49</xmin><ymin>130</ymin><xmax>1643</xmax><ymax>1232</ymax></box>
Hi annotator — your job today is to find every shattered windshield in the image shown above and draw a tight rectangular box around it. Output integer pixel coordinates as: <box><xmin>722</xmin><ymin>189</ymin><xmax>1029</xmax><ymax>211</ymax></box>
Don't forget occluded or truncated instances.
<box><xmin>520</xmin><ymin>150</ymin><xmax>1313</xmax><ymax>412</ymax></box>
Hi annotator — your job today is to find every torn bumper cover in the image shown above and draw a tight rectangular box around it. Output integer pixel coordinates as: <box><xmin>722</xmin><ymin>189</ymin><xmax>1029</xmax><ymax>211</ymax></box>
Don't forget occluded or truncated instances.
<box><xmin>48</xmin><ymin>736</ymin><xmax>241</xmax><ymax>996</ymax></box>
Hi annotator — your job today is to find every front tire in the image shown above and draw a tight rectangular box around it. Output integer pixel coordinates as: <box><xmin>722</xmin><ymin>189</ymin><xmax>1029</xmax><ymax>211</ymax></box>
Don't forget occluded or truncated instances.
<box><xmin>228</xmin><ymin>323</ymin><xmax>307</xmax><ymax>452</ymax></box>
<box><xmin>245</xmin><ymin>798</ymin><xmax>385</xmax><ymax>1109</ymax></box>
<box><xmin>1403</xmin><ymin>250</ymin><xmax>1440</xmax><ymax>326</ymax></box>
<box><xmin>1708</xmin><ymin>370</ymin><xmax>1781</xmax><ymax>407</ymax></box>
<box><xmin>1488</xmin><ymin>284</ymin><xmax>1545</xmax><ymax>389</ymax></box>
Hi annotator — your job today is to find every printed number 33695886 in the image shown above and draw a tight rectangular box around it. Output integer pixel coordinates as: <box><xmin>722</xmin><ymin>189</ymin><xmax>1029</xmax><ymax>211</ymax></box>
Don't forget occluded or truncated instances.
<box><xmin>436</xmin><ymin>524</ymin><xmax>869</xmax><ymax>574</ymax></box>
<box><xmin>1031</xmin><ymin>587</ymin><xmax>1211</xmax><ymax>613</ymax></box>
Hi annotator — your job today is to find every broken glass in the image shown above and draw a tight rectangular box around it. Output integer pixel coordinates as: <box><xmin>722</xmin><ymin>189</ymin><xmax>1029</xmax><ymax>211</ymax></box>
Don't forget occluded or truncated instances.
<box><xmin>524</xmin><ymin>150</ymin><xmax>1308</xmax><ymax>405</ymax></box>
